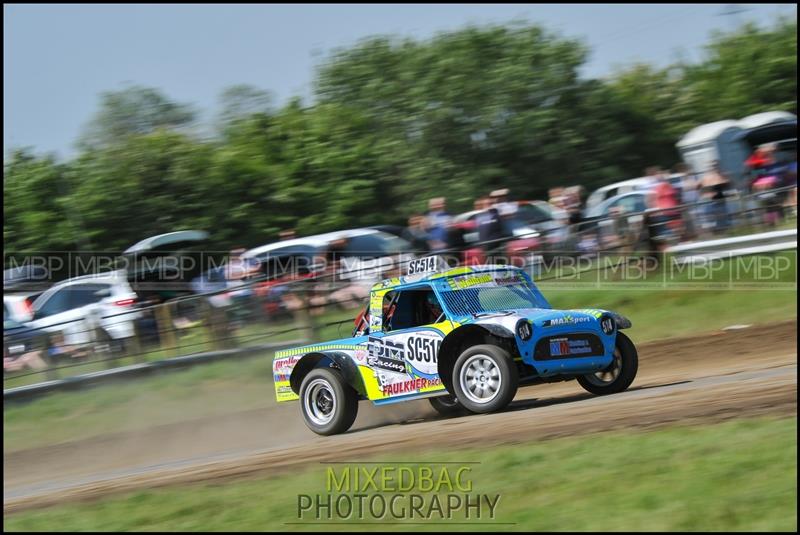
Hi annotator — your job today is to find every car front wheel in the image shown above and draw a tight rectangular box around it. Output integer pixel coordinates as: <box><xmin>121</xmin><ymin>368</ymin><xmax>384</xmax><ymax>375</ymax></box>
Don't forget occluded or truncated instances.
<box><xmin>577</xmin><ymin>332</ymin><xmax>638</xmax><ymax>395</ymax></box>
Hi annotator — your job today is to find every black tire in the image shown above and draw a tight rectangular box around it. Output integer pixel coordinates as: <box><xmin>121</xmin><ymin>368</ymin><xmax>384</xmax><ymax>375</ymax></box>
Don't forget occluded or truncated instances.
<box><xmin>299</xmin><ymin>367</ymin><xmax>359</xmax><ymax>436</ymax></box>
<box><xmin>428</xmin><ymin>394</ymin><xmax>469</xmax><ymax>417</ymax></box>
<box><xmin>452</xmin><ymin>344</ymin><xmax>518</xmax><ymax>414</ymax></box>
<box><xmin>577</xmin><ymin>332</ymin><xmax>638</xmax><ymax>395</ymax></box>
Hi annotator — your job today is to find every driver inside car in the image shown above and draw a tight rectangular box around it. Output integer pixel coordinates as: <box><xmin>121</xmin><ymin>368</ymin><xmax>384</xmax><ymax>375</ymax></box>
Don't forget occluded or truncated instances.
<box><xmin>420</xmin><ymin>290</ymin><xmax>444</xmax><ymax>325</ymax></box>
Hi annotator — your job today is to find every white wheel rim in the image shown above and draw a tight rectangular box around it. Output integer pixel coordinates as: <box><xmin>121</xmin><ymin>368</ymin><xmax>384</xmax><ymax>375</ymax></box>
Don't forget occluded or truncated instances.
<box><xmin>586</xmin><ymin>346</ymin><xmax>623</xmax><ymax>386</ymax></box>
<box><xmin>459</xmin><ymin>354</ymin><xmax>502</xmax><ymax>404</ymax></box>
<box><xmin>304</xmin><ymin>378</ymin><xmax>337</xmax><ymax>426</ymax></box>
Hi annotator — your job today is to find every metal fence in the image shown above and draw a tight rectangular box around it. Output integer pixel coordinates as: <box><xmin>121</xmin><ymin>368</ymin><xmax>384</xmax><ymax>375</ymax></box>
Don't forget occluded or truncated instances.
<box><xmin>4</xmin><ymin>185</ymin><xmax>796</xmax><ymax>392</ymax></box>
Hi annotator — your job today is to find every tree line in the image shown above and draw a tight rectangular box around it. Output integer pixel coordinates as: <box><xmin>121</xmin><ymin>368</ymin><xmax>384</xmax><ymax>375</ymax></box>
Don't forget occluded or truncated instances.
<box><xmin>4</xmin><ymin>17</ymin><xmax>796</xmax><ymax>254</ymax></box>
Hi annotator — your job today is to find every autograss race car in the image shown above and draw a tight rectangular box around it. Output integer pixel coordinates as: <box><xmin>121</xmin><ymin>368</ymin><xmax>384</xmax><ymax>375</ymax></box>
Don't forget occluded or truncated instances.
<box><xmin>273</xmin><ymin>257</ymin><xmax>638</xmax><ymax>435</ymax></box>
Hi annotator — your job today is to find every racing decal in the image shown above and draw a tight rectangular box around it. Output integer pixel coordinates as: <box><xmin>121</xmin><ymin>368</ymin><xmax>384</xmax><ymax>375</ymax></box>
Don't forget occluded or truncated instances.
<box><xmin>369</xmin><ymin>288</ymin><xmax>390</xmax><ymax>331</ymax></box>
<box><xmin>275</xmin><ymin>343</ymin><xmax>362</xmax><ymax>359</ymax></box>
<box><xmin>273</xmin><ymin>319</ymin><xmax>458</xmax><ymax>404</ymax></box>
<box><xmin>446</xmin><ymin>270</ymin><xmax>526</xmax><ymax>291</ymax></box>
<box><xmin>600</xmin><ymin>316</ymin><xmax>615</xmax><ymax>335</ymax></box>
<box><xmin>381</xmin><ymin>377</ymin><xmax>442</xmax><ymax>396</ymax></box>
<box><xmin>534</xmin><ymin>333</ymin><xmax>605</xmax><ymax>360</ymax></box>
<box><xmin>542</xmin><ymin>314</ymin><xmax>592</xmax><ymax>327</ymax></box>
<box><xmin>273</xmin><ymin>355</ymin><xmax>302</xmax><ymax>382</ymax></box>
<box><xmin>354</xmin><ymin>347</ymin><xmax>369</xmax><ymax>364</ymax></box>
<box><xmin>549</xmin><ymin>338</ymin><xmax>591</xmax><ymax>356</ymax></box>
<box><xmin>360</xmin><ymin>323</ymin><xmax>453</xmax><ymax>400</ymax></box>
<box><xmin>407</xmin><ymin>256</ymin><xmax>441</xmax><ymax>275</ymax></box>
<box><xmin>571</xmin><ymin>308</ymin><xmax>605</xmax><ymax>319</ymax></box>
<box><xmin>366</xmin><ymin>336</ymin><xmax>406</xmax><ymax>374</ymax></box>
<box><xmin>493</xmin><ymin>272</ymin><xmax>525</xmax><ymax>286</ymax></box>
<box><xmin>404</xmin><ymin>331</ymin><xmax>441</xmax><ymax>378</ymax></box>
<box><xmin>447</xmin><ymin>273</ymin><xmax>494</xmax><ymax>290</ymax></box>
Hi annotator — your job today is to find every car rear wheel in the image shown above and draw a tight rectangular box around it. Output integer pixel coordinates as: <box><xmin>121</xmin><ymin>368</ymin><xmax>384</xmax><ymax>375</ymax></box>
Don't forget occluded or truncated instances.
<box><xmin>577</xmin><ymin>332</ymin><xmax>638</xmax><ymax>395</ymax></box>
<box><xmin>299</xmin><ymin>367</ymin><xmax>359</xmax><ymax>436</ymax></box>
<box><xmin>428</xmin><ymin>393</ymin><xmax>468</xmax><ymax>417</ymax></box>
<box><xmin>452</xmin><ymin>344</ymin><xmax>518</xmax><ymax>414</ymax></box>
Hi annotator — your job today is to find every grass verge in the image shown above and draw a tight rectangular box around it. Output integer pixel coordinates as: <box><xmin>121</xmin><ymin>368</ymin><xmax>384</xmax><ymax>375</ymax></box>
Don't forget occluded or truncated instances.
<box><xmin>4</xmin><ymin>417</ymin><xmax>797</xmax><ymax>531</ymax></box>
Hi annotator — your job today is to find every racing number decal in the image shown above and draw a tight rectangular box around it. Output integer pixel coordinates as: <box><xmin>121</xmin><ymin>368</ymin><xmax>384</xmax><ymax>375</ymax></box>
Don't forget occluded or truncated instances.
<box><xmin>405</xmin><ymin>334</ymin><xmax>441</xmax><ymax>378</ymax></box>
<box><xmin>407</xmin><ymin>256</ymin><xmax>438</xmax><ymax>275</ymax></box>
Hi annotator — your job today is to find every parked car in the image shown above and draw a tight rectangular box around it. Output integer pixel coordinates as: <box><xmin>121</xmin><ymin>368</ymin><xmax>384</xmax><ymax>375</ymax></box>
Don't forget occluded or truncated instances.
<box><xmin>3</xmin><ymin>265</ymin><xmax>49</xmax><ymax>323</ymax></box>
<box><xmin>122</xmin><ymin>230</ymin><xmax>215</xmax><ymax>301</ymax></box>
<box><xmin>244</xmin><ymin>228</ymin><xmax>415</xmax><ymax>285</ymax></box>
<box><xmin>515</xmin><ymin>200</ymin><xmax>569</xmax><ymax>246</ymax></box>
<box><xmin>585</xmin><ymin>178</ymin><xmax>654</xmax><ymax>214</ymax></box>
<box><xmin>579</xmin><ymin>191</ymin><xmax>652</xmax><ymax>250</ymax></box>
<box><xmin>3</xmin><ymin>294</ymin><xmax>38</xmax><ymax>324</ymax></box>
<box><xmin>25</xmin><ymin>271</ymin><xmax>142</xmax><ymax>349</ymax></box>
<box><xmin>369</xmin><ymin>225</ymin><xmax>431</xmax><ymax>254</ymax></box>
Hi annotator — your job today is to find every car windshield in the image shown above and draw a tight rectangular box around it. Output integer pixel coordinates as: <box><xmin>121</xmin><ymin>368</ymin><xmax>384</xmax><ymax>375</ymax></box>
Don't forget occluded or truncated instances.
<box><xmin>438</xmin><ymin>271</ymin><xmax>545</xmax><ymax>317</ymax></box>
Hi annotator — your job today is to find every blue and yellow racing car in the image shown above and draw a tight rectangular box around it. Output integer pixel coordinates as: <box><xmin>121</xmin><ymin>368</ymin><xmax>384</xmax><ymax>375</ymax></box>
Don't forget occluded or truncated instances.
<box><xmin>273</xmin><ymin>257</ymin><xmax>638</xmax><ymax>435</ymax></box>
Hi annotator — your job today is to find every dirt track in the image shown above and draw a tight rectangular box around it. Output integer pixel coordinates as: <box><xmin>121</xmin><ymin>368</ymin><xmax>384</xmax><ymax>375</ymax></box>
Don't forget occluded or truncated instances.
<box><xmin>4</xmin><ymin>320</ymin><xmax>797</xmax><ymax>514</ymax></box>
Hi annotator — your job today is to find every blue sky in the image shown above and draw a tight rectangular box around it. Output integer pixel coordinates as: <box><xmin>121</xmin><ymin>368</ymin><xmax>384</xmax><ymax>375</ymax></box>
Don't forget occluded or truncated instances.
<box><xmin>3</xmin><ymin>3</ymin><xmax>797</xmax><ymax>158</ymax></box>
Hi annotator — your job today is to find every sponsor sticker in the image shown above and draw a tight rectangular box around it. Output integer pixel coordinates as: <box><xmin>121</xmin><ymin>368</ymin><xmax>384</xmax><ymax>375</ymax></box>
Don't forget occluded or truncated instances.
<box><xmin>447</xmin><ymin>273</ymin><xmax>494</xmax><ymax>290</ymax></box>
<box><xmin>549</xmin><ymin>337</ymin><xmax>593</xmax><ymax>356</ymax></box>
<box><xmin>381</xmin><ymin>377</ymin><xmax>442</xmax><ymax>395</ymax></box>
<box><xmin>542</xmin><ymin>315</ymin><xmax>592</xmax><ymax>327</ymax></box>
<box><xmin>367</xmin><ymin>336</ymin><xmax>406</xmax><ymax>374</ymax></box>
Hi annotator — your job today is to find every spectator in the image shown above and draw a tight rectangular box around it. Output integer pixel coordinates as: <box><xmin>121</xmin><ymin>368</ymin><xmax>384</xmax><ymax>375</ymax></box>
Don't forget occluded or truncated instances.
<box><xmin>425</xmin><ymin>197</ymin><xmax>452</xmax><ymax>252</ymax></box>
<box><xmin>673</xmin><ymin>163</ymin><xmax>700</xmax><ymax>240</ymax></box>
<box><xmin>563</xmin><ymin>186</ymin><xmax>584</xmax><ymax>226</ymax></box>
<box><xmin>478</xmin><ymin>198</ymin><xmax>505</xmax><ymax>241</ymax></box>
<box><xmin>701</xmin><ymin>161</ymin><xmax>732</xmax><ymax>233</ymax></box>
<box><xmin>643</xmin><ymin>166</ymin><xmax>661</xmax><ymax>188</ymax></box>
<box><xmin>489</xmin><ymin>188</ymin><xmax>517</xmax><ymax>217</ymax></box>
<box><xmin>279</xmin><ymin>229</ymin><xmax>297</xmax><ymax>241</ymax></box>
<box><xmin>4</xmin><ymin>347</ymin><xmax>47</xmax><ymax>373</ymax></box>
<box><xmin>648</xmin><ymin>171</ymin><xmax>681</xmax><ymax>245</ymax></box>
<box><xmin>478</xmin><ymin>196</ymin><xmax>508</xmax><ymax>262</ymax></box>
<box><xmin>405</xmin><ymin>215</ymin><xmax>431</xmax><ymax>254</ymax></box>
<box><xmin>548</xmin><ymin>187</ymin><xmax>565</xmax><ymax>206</ymax></box>
<box><xmin>46</xmin><ymin>332</ymin><xmax>88</xmax><ymax>362</ymax></box>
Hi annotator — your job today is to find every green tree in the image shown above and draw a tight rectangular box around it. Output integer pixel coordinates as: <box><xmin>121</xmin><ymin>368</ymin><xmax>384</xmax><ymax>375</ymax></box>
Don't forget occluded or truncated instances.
<box><xmin>78</xmin><ymin>84</ymin><xmax>196</xmax><ymax>150</ymax></box>
<box><xmin>681</xmin><ymin>17</ymin><xmax>797</xmax><ymax>121</ymax></box>
<box><xmin>3</xmin><ymin>150</ymin><xmax>81</xmax><ymax>252</ymax></box>
<box><xmin>216</xmin><ymin>84</ymin><xmax>274</xmax><ymax>135</ymax></box>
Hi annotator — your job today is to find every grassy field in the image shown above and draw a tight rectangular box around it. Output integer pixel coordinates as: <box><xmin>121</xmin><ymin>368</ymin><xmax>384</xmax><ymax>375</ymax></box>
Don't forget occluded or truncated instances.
<box><xmin>4</xmin><ymin>252</ymin><xmax>796</xmax><ymax>451</ymax></box>
<box><xmin>4</xmin><ymin>417</ymin><xmax>796</xmax><ymax>531</ymax></box>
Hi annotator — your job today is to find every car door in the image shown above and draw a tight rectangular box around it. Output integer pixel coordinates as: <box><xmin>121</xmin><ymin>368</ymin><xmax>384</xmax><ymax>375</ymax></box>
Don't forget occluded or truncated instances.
<box><xmin>366</xmin><ymin>285</ymin><xmax>452</xmax><ymax>400</ymax></box>
<box><xmin>70</xmin><ymin>283</ymin><xmax>112</xmax><ymax>327</ymax></box>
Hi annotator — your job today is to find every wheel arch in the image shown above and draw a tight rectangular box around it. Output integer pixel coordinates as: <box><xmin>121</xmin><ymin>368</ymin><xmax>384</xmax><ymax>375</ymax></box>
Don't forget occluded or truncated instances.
<box><xmin>438</xmin><ymin>324</ymin><xmax>515</xmax><ymax>393</ymax></box>
<box><xmin>289</xmin><ymin>351</ymin><xmax>367</xmax><ymax>398</ymax></box>
<box><xmin>609</xmin><ymin>312</ymin><xmax>632</xmax><ymax>329</ymax></box>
